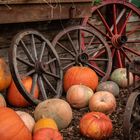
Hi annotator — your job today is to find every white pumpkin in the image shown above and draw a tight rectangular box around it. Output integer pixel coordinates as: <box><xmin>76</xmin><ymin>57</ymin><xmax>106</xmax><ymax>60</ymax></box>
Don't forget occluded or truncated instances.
<box><xmin>16</xmin><ymin>111</ymin><xmax>35</xmax><ymax>132</ymax></box>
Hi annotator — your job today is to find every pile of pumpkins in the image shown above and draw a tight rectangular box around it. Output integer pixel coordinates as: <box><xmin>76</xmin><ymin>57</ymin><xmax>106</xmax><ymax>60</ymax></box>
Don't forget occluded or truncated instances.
<box><xmin>0</xmin><ymin>57</ymin><xmax>134</xmax><ymax>140</ymax></box>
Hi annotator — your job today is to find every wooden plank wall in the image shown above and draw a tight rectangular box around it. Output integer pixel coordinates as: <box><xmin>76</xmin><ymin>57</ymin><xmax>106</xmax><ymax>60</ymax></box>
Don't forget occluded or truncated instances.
<box><xmin>0</xmin><ymin>19</ymin><xmax>80</xmax><ymax>63</ymax></box>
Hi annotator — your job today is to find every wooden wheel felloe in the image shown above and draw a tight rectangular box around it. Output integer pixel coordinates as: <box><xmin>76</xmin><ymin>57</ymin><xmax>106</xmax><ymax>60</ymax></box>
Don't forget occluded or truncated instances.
<box><xmin>52</xmin><ymin>25</ymin><xmax>112</xmax><ymax>82</ymax></box>
<box><xmin>123</xmin><ymin>92</ymin><xmax>140</xmax><ymax>140</ymax></box>
<box><xmin>82</xmin><ymin>0</ymin><xmax>140</xmax><ymax>69</ymax></box>
<box><xmin>9</xmin><ymin>29</ymin><xmax>63</xmax><ymax>105</ymax></box>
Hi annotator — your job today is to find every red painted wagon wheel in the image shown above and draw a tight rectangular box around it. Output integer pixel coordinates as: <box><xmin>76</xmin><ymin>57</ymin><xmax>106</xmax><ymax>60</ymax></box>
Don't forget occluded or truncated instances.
<box><xmin>9</xmin><ymin>29</ymin><xmax>63</xmax><ymax>105</ymax></box>
<box><xmin>123</xmin><ymin>91</ymin><xmax>140</xmax><ymax>140</ymax></box>
<box><xmin>82</xmin><ymin>0</ymin><xmax>140</xmax><ymax>69</ymax></box>
<box><xmin>52</xmin><ymin>25</ymin><xmax>112</xmax><ymax>82</ymax></box>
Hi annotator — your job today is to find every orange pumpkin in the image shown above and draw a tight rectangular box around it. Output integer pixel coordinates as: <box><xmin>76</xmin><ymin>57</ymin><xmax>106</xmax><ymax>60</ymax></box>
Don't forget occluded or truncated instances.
<box><xmin>0</xmin><ymin>107</ymin><xmax>32</xmax><ymax>140</ymax></box>
<box><xmin>0</xmin><ymin>58</ymin><xmax>12</xmax><ymax>91</ymax></box>
<box><xmin>7</xmin><ymin>76</ymin><xmax>39</xmax><ymax>107</ymax></box>
<box><xmin>33</xmin><ymin>118</ymin><xmax>58</xmax><ymax>133</ymax></box>
<box><xmin>63</xmin><ymin>66</ymin><xmax>98</xmax><ymax>92</ymax></box>
<box><xmin>66</xmin><ymin>85</ymin><xmax>94</xmax><ymax>108</ymax></box>
<box><xmin>0</xmin><ymin>93</ymin><xmax>6</xmax><ymax>107</ymax></box>
<box><xmin>80</xmin><ymin>112</ymin><xmax>112</xmax><ymax>140</ymax></box>
<box><xmin>33</xmin><ymin>128</ymin><xmax>63</xmax><ymax>140</ymax></box>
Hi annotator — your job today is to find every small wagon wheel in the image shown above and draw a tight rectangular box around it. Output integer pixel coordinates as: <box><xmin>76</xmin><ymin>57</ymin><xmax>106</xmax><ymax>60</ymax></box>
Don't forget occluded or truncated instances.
<box><xmin>9</xmin><ymin>29</ymin><xmax>63</xmax><ymax>105</ymax></box>
<box><xmin>123</xmin><ymin>91</ymin><xmax>140</xmax><ymax>139</ymax></box>
<box><xmin>52</xmin><ymin>25</ymin><xmax>112</xmax><ymax>82</ymax></box>
<box><xmin>82</xmin><ymin>0</ymin><xmax>140</xmax><ymax>69</ymax></box>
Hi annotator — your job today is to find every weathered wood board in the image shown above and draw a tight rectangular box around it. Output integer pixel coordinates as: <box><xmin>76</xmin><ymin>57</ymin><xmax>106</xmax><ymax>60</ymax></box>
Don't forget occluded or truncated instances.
<box><xmin>0</xmin><ymin>0</ymin><xmax>92</xmax><ymax>4</ymax></box>
<box><xmin>0</xmin><ymin>0</ymin><xmax>92</xmax><ymax>24</ymax></box>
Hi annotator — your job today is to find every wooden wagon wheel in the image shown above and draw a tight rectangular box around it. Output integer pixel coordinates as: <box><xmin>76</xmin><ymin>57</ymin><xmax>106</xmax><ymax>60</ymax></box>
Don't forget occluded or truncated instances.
<box><xmin>123</xmin><ymin>91</ymin><xmax>140</xmax><ymax>140</ymax></box>
<box><xmin>52</xmin><ymin>25</ymin><xmax>112</xmax><ymax>82</ymax></box>
<box><xmin>9</xmin><ymin>29</ymin><xmax>63</xmax><ymax>105</ymax></box>
<box><xmin>82</xmin><ymin>0</ymin><xmax>140</xmax><ymax>69</ymax></box>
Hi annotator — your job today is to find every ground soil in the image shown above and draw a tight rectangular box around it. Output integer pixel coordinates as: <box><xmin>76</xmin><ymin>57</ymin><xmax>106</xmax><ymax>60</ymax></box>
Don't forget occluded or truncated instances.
<box><xmin>8</xmin><ymin>88</ymin><xmax>140</xmax><ymax>140</ymax></box>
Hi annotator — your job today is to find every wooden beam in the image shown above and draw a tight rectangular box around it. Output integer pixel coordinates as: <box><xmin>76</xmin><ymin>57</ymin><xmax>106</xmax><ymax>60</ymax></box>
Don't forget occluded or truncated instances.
<box><xmin>0</xmin><ymin>0</ymin><xmax>92</xmax><ymax>4</ymax></box>
<box><xmin>0</xmin><ymin>3</ymin><xmax>92</xmax><ymax>24</ymax></box>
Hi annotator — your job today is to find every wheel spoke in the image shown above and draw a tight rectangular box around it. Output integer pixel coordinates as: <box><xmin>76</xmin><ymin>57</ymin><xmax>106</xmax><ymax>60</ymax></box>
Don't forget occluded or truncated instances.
<box><xmin>88</xmin><ymin>45</ymin><xmax>105</xmax><ymax>56</ymax></box>
<box><xmin>87</xmin><ymin>20</ymin><xmax>111</xmax><ymax>40</ymax></box>
<box><xmin>86</xmin><ymin>42</ymin><xmax>103</xmax><ymax>45</ymax></box>
<box><xmin>31</xmin><ymin>34</ymin><xmax>38</xmax><ymax>60</ymax></box>
<box><xmin>97</xmin><ymin>9</ymin><xmax>113</xmax><ymax>36</ymax></box>
<box><xmin>21</xmin><ymin>69</ymin><xmax>35</xmax><ymax>77</ymax></box>
<box><xmin>79</xmin><ymin>30</ymin><xmax>83</xmax><ymax>53</ymax></box>
<box><xmin>111</xmin><ymin>48</ymin><xmax>116</xmax><ymax>58</ymax></box>
<box><xmin>20</xmin><ymin>40</ymin><xmax>35</xmax><ymax>63</ymax></box>
<box><xmin>120</xmin><ymin>47</ymin><xmax>131</xmax><ymax>62</ymax></box>
<box><xmin>119</xmin><ymin>10</ymin><xmax>132</xmax><ymax>35</ymax></box>
<box><xmin>62</xmin><ymin>61</ymin><xmax>75</xmax><ymax>70</ymax></box>
<box><xmin>127</xmin><ymin>26</ymin><xmax>140</xmax><ymax>36</ymax></box>
<box><xmin>44</xmin><ymin>58</ymin><xmax>57</xmax><ymax>65</ymax></box>
<box><xmin>42</xmin><ymin>74</ymin><xmax>57</xmax><ymax>94</ymax></box>
<box><xmin>85</xmin><ymin>62</ymin><xmax>105</xmax><ymax>77</ymax></box>
<box><xmin>123</xmin><ymin>45</ymin><xmax>140</xmax><ymax>56</ymax></box>
<box><xmin>38</xmin><ymin>76</ymin><xmax>47</xmax><ymax>99</ymax></box>
<box><xmin>127</xmin><ymin>40</ymin><xmax>140</xmax><ymax>43</ymax></box>
<box><xmin>66</xmin><ymin>32</ymin><xmax>78</xmax><ymax>54</ymax></box>
<box><xmin>89</xmin><ymin>57</ymin><xmax>109</xmax><ymax>61</ymax></box>
<box><xmin>110</xmin><ymin>8</ymin><xmax>126</xmax><ymax>32</ymax></box>
<box><xmin>39</xmin><ymin>42</ymin><xmax>46</xmax><ymax>61</ymax></box>
<box><xmin>60</xmin><ymin>57</ymin><xmax>75</xmax><ymax>61</ymax></box>
<box><xmin>30</xmin><ymin>73</ymin><xmax>38</xmax><ymax>95</ymax></box>
<box><xmin>43</xmin><ymin>71</ymin><xmax>60</xmax><ymax>79</ymax></box>
<box><xmin>56</xmin><ymin>42</ymin><xmax>75</xmax><ymax>57</ymax></box>
<box><xmin>113</xmin><ymin>4</ymin><xmax>118</xmax><ymax>34</ymax></box>
<box><xmin>85</xmin><ymin>35</ymin><xmax>96</xmax><ymax>52</ymax></box>
<box><xmin>17</xmin><ymin>56</ymin><xmax>34</xmax><ymax>67</ymax></box>
<box><xmin>116</xmin><ymin>50</ymin><xmax>123</xmax><ymax>68</ymax></box>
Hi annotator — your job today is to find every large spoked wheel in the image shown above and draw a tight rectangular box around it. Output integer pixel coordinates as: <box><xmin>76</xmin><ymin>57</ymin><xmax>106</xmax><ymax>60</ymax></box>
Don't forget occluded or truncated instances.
<box><xmin>52</xmin><ymin>25</ymin><xmax>112</xmax><ymax>82</ymax></box>
<box><xmin>82</xmin><ymin>0</ymin><xmax>140</xmax><ymax>69</ymax></box>
<box><xmin>123</xmin><ymin>92</ymin><xmax>140</xmax><ymax>140</ymax></box>
<box><xmin>9</xmin><ymin>29</ymin><xmax>63</xmax><ymax>105</ymax></box>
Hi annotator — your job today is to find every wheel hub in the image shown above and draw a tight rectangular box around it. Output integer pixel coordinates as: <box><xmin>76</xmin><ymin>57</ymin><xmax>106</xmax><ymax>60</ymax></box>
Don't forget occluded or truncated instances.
<box><xmin>78</xmin><ymin>53</ymin><xmax>89</xmax><ymax>64</ymax></box>
<box><xmin>35</xmin><ymin>61</ymin><xmax>45</xmax><ymax>75</ymax></box>
<box><xmin>111</xmin><ymin>34</ymin><xmax>127</xmax><ymax>48</ymax></box>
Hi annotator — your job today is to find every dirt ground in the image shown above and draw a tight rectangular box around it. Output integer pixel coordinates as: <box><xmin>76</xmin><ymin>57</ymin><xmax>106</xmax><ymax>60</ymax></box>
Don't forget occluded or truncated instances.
<box><xmin>9</xmin><ymin>87</ymin><xmax>140</xmax><ymax>140</ymax></box>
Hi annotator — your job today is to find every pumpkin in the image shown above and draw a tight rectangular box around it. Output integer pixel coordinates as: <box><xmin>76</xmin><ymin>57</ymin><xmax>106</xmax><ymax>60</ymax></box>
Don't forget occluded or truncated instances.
<box><xmin>33</xmin><ymin>128</ymin><xmax>63</xmax><ymax>140</ymax></box>
<box><xmin>33</xmin><ymin>118</ymin><xmax>58</xmax><ymax>133</ymax></box>
<box><xmin>96</xmin><ymin>81</ymin><xmax>120</xmax><ymax>97</ymax></box>
<box><xmin>66</xmin><ymin>85</ymin><xmax>94</xmax><ymax>108</ymax></box>
<box><xmin>0</xmin><ymin>107</ymin><xmax>32</xmax><ymax>140</ymax></box>
<box><xmin>110</xmin><ymin>68</ymin><xmax>133</xmax><ymax>88</ymax></box>
<box><xmin>34</xmin><ymin>99</ymin><xmax>73</xmax><ymax>130</ymax></box>
<box><xmin>0</xmin><ymin>93</ymin><xmax>6</xmax><ymax>107</ymax></box>
<box><xmin>80</xmin><ymin>112</ymin><xmax>113</xmax><ymax>140</ymax></box>
<box><xmin>63</xmin><ymin>66</ymin><xmax>98</xmax><ymax>92</ymax></box>
<box><xmin>89</xmin><ymin>91</ymin><xmax>116</xmax><ymax>114</ymax></box>
<box><xmin>16</xmin><ymin>111</ymin><xmax>35</xmax><ymax>132</ymax></box>
<box><xmin>0</xmin><ymin>58</ymin><xmax>12</xmax><ymax>91</ymax></box>
<box><xmin>7</xmin><ymin>76</ymin><xmax>39</xmax><ymax>107</ymax></box>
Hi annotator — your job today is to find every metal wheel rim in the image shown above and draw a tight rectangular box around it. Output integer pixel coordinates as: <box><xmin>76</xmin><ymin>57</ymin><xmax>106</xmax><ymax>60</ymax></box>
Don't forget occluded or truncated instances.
<box><xmin>52</xmin><ymin>25</ymin><xmax>112</xmax><ymax>82</ymax></box>
<box><xmin>9</xmin><ymin>29</ymin><xmax>63</xmax><ymax>105</ymax></box>
<box><xmin>123</xmin><ymin>91</ymin><xmax>140</xmax><ymax>139</ymax></box>
<box><xmin>82</xmin><ymin>0</ymin><xmax>140</xmax><ymax>69</ymax></box>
